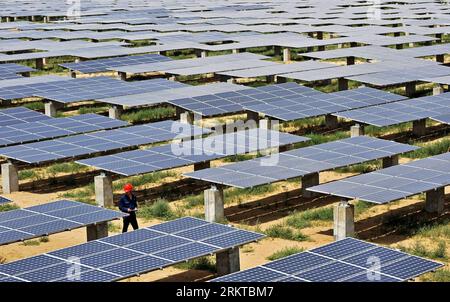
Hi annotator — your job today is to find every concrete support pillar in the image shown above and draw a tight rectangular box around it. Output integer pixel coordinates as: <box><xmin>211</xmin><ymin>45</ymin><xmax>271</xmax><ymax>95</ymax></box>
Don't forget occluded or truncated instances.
<box><xmin>412</xmin><ymin>119</ymin><xmax>427</xmax><ymax>137</ymax></box>
<box><xmin>168</xmin><ymin>75</ymin><xmax>177</xmax><ymax>81</ymax></box>
<box><xmin>425</xmin><ymin>187</ymin><xmax>445</xmax><ymax>214</ymax></box>
<box><xmin>382</xmin><ymin>155</ymin><xmax>399</xmax><ymax>168</ymax></box>
<box><xmin>86</xmin><ymin>222</ymin><xmax>109</xmax><ymax>241</ymax></box>
<box><xmin>216</xmin><ymin>247</ymin><xmax>240</xmax><ymax>276</ymax></box>
<box><xmin>196</xmin><ymin>50</ymin><xmax>207</xmax><ymax>58</ymax></box>
<box><xmin>226</xmin><ymin>78</ymin><xmax>236</xmax><ymax>84</ymax></box>
<box><xmin>436</xmin><ymin>54</ymin><xmax>445</xmax><ymax>63</ymax></box>
<box><xmin>194</xmin><ymin>161</ymin><xmax>210</xmax><ymax>171</ymax></box>
<box><xmin>204</xmin><ymin>185</ymin><xmax>224</xmax><ymax>223</ymax></box>
<box><xmin>259</xmin><ymin>118</ymin><xmax>271</xmax><ymax>130</ymax></box>
<box><xmin>158</xmin><ymin>51</ymin><xmax>167</xmax><ymax>56</ymax></box>
<box><xmin>44</xmin><ymin>101</ymin><xmax>62</xmax><ymax>117</ymax></box>
<box><xmin>325</xmin><ymin>114</ymin><xmax>338</xmax><ymax>128</ymax></box>
<box><xmin>180</xmin><ymin>112</ymin><xmax>195</xmax><ymax>125</ymax></box>
<box><xmin>302</xmin><ymin>172</ymin><xmax>320</xmax><ymax>198</ymax></box>
<box><xmin>283</xmin><ymin>48</ymin><xmax>291</xmax><ymax>63</ymax></box>
<box><xmin>274</xmin><ymin>46</ymin><xmax>281</xmax><ymax>56</ymax></box>
<box><xmin>246</xmin><ymin>110</ymin><xmax>260</xmax><ymax>124</ymax></box>
<box><xmin>347</xmin><ymin>56</ymin><xmax>355</xmax><ymax>66</ymax></box>
<box><xmin>396</xmin><ymin>43</ymin><xmax>404</xmax><ymax>50</ymax></box>
<box><xmin>35</xmin><ymin>58</ymin><xmax>47</xmax><ymax>69</ymax></box>
<box><xmin>405</xmin><ymin>82</ymin><xmax>416</xmax><ymax>97</ymax></box>
<box><xmin>70</xmin><ymin>71</ymin><xmax>77</xmax><ymax>78</ymax></box>
<box><xmin>108</xmin><ymin>105</ymin><xmax>123</xmax><ymax>120</ymax></box>
<box><xmin>338</xmin><ymin>78</ymin><xmax>348</xmax><ymax>91</ymax></box>
<box><xmin>333</xmin><ymin>200</ymin><xmax>355</xmax><ymax>241</ymax></box>
<box><xmin>118</xmin><ymin>72</ymin><xmax>127</xmax><ymax>81</ymax></box>
<box><xmin>266</xmin><ymin>75</ymin><xmax>275</xmax><ymax>83</ymax></box>
<box><xmin>350</xmin><ymin>124</ymin><xmax>364</xmax><ymax>137</ymax></box>
<box><xmin>94</xmin><ymin>173</ymin><xmax>113</xmax><ymax>208</ymax></box>
<box><xmin>22</xmin><ymin>72</ymin><xmax>31</xmax><ymax>78</ymax></box>
<box><xmin>275</xmin><ymin>76</ymin><xmax>286</xmax><ymax>84</ymax></box>
<box><xmin>433</xmin><ymin>85</ymin><xmax>445</xmax><ymax>95</ymax></box>
<box><xmin>1</xmin><ymin>162</ymin><xmax>19</xmax><ymax>194</ymax></box>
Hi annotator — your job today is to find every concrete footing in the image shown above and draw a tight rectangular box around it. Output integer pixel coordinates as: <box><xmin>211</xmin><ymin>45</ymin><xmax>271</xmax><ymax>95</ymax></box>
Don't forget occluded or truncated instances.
<box><xmin>108</xmin><ymin>106</ymin><xmax>123</xmax><ymax>119</ymax></box>
<box><xmin>433</xmin><ymin>85</ymin><xmax>445</xmax><ymax>95</ymax></box>
<box><xmin>425</xmin><ymin>187</ymin><xmax>445</xmax><ymax>214</ymax></box>
<box><xmin>194</xmin><ymin>161</ymin><xmax>210</xmax><ymax>171</ymax></box>
<box><xmin>94</xmin><ymin>174</ymin><xmax>113</xmax><ymax>208</ymax></box>
<box><xmin>35</xmin><ymin>58</ymin><xmax>47</xmax><ymax>69</ymax></box>
<box><xmin>246</xmin><ymin>110</ymin><xmax>260</xmax><ymax>124</ymax></box>
<box><xmin>382</xmin><ymin>155</ymin><xmax>399</xmax><ymax>168</ymax></box>
<box><xmin>436</xmin><ymin>54</ymin><xmax>445</xmax><ymax>63</ymax></box>
<box><xmin>44</xmin><ymin>101</ymin><xmax>63</xmax><ymax>117</ymax></box>
<box><xmin>347</xmin><ymin>56</ymin><xmax>355</xmax><ymax>66</ymax></box>
<box><xmin>333</xmin><ymin>200</ymin><xmax>355</xmax><ymax>241</ymax></box>
<box><xmin>412</xmin><ymin>119</ymin><xmax>427</xmax><ymax>137</ymax></box>
<box><xmin>283</xmin><ymin>48</ymin><xmax>291</xmax><ymax>63</ymax></box>
<box><xmin>259</xmin><ymin>118</ymin><xmax>272</xmax><ymax>130</ymax></box>
<box><xmin>118</xmin><ymin>72</ymin><xmax>127</xmax><ymax>81</ymax></box>
<box><xmin>302</xmin><ymin>173</ymin><xmax>320</xmax><ymax>198</ymax></box>
<box><xmin>204</xmin><ymin>185</ymin><xmax>224</xmax><ymax>223</ymax></box>
<box><xmin>338</xmin><ymin>78</ymin><xmax>348</xmax><ymax>91</ymax></box>
<box><xmin>325</xmin><ymin>114</ymin><xmax>338</xmax><ymax>128</ymax></box>
<box><xmin>216</xmin><ymin>247</ymin><xmax>240</xmax><ymax>276</ymax></box>
<box><xmin>180</xmin><ymin>112</ymin><xmax>195</xmax><ymax>125</ymax></box>
<box><xmin>1</xmin><ymin>162</ymin><xmax>19</xmax><ymax>194</ymax></box>
<box><xmin>86</xmin><ymin>222</ymin><xmax>109</xmax><ymax>241</ymax></box>
<box><xmin>350</xmin><ymin>124</ymin><xmax>364</xmax><ymax>137</ymax></box>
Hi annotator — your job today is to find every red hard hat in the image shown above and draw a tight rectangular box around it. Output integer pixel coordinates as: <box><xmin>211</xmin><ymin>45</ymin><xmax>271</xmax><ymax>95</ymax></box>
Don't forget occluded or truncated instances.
<box><xmin>124</xmin><ymin>183</ymin><xmax>133</xmax><ymax>193</ymax></box>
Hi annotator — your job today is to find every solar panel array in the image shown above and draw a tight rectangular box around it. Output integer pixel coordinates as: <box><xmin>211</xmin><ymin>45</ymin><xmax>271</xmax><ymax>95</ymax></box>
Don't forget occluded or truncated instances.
<box><xmin>0</xmin><ymin>217</ymin><xmax>265</xmax><ymax>282</ymax></box>
<box><xmin>0</xmin><ymin>77</ymin><xmax>186</xmax><ymax>103</ymax></box>
<box><xmin>0</xmin><ymin>120</ymin><xmax>209</xmax><ymax>164</ymax></box>
<box><xmin>0</xmin><ymin>114</ymin><xmax>128</xmax><ymax>147</ymax></box>
<box><xmin>59</xmin><ymin>54</ymin><xmax>172</xmax><ymax>74</ymax></box>
<box><xmin>77</xmin><ymin>129</ymin><xmax>309</xmax><ymax>176</ymax></box>
<box><xmin>184</xmin><ymin>136</ymin><xmax>419</xmax><ymax>189</ymax></box>
<box><xmin>307</xmin><ymin>152</ymin><xmax>450</xmax><ymax>204</ymax></box>
<box><xmin>335</xmin><ymin>93</ymin><xmax>450</xmax><ymax>127</ymax></box>
<box><xmin>211</xmin><ymin>238</ymin><xmax>443</xmax><ymax>282</ymax></box>
<box><xmin>0</xmin><ymin>107</ymin><xmax>50</xmax><ymax>127</ymax></box>
<box><xmin>0</xmin><ymin>63</ymin><xmax>34</xmax><ymax>80</ymax></box>
<box><xmin>0</xmin><ymin>199</ymin><xmax>126</xmax><ymax>246</ymax></box>
<box><xmin>432</xmin><ymin>114</ymin><xmax>450</xmax><ymax>125</ymax></box>
<box><xmin>0</xmin><ymin>196</ymin><xmax>12</xmax><ymax>204</ymax></box>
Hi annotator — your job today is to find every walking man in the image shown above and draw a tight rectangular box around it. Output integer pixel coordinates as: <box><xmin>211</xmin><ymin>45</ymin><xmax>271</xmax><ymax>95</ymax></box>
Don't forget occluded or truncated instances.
<box><xmin>119</xmin><ymin>183</ymin><xmax>139</xmax><ymax>233</ymax></box>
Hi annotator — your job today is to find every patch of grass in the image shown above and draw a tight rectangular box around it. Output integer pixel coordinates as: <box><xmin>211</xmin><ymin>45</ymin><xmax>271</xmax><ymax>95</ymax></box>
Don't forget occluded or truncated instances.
<box><xmin>137</xmin><ymin>199</ymin><xmax>174</xmax><ymax>220</ymax></box>
<box><xmin>23</xmin><ymin>102</ymin><xmax>45</xmax><ymax>111</ymax></box>
<box><xmin>264</xmin><ymin>224</ymin><xmax>309</xmax><ymax>241</ymax></box>
<box><xmin>0</xmin><ymin>204</ymin><xmax>19</xmax><ymax>212</ymax></box>
<box><xmin>305</xmin><ymin>131</ymin><xmax>349</xmax><ymax>146</ymax></box>
<box><xmin>399</xmin><ymin>241</ymin><xmax>447</xmax><ymax>260</ymax></box>
<box><xmin>121</xmin><ymin>107</ymin><xmax>175</xmax><ymax>123</ymax></box>
<box><xmin>416</xmin><ymin>219</ymin><xmax>450</xmax><ymax>239</ymax></box>
<box><xmin>108</xmin><ymin>223</ymin><xmax>121</xmax><ymax>233</ymax></box>
<box><xmin>174</xmin><ymin>257</ymin><xmax>216</xmax><ymax>273</ymax></box>
<box><xmin>22</xmin><ymin>240</ymin><xmax>40</xmax><ymax>246</ymax></box>
<box><xmin>47</xmin><ymin>162</ymin><xmax>87</xmax><ymax>177</ymax></box>
<box><xmin>60</xmin><ymin>184</ymin><xmax>95</xmax><ymax>204</ymax></box>
<box><xmin>224</xmin><ymin>184</ymin><xmax>275</xmax><ymax>204</ymax></box>
<box><xmin>354</xmin><ymin>200</ymin><xmax>376</xmax><ymax>217</ymax></box>
<box><xmin>364</xmin><ymin>123</ymin><xmax>411</xmax><ymax>137</ymax></box>
<box><xmin>336</xmin><ymin>161</ymin><xmax>380</xmax><ymax>174</ymax></box>
<box><xmin>78</xmin><ymin>106</ymin><xmax>108</xmax><ymax>115</ymax></box>
<box><xmin>421</xmin><ymin>269</ymin><xmax>450</xmax><ymax>282</ymax></box>
<box><xmin>113</xmin><ymin>171</ymin><xmax>177</xmax><ymax>191</ymax></box>
<box><xmin>223</xmin><ymin>153</ymin><xmax>257</xmax><ymax>163</ymax></box>
<box><xmin>267</xmin><ymin>247</ymin><xmax>305</xmax><ymax>261</ymax></box>
<box><xmin>184</xmin><ymin>194</ymin><xmax>204</xmax><ymax>209</ymax></box>
<box><xmin>406</xmin><ymin>139</ymin><xmax>450</xmax><ymax>159</ymax></box>
<box><xmin>18</xmin><ymin>169</ymin><xmax>39</xmax><ymax>180</ymax></box>
<box><xmin>39</xmin><ymin>236</ymin><xmax>49</xmax><ymax>243</ymax></box>
<box><xmin>286</xmin><ymin>207</ymin><xmax>333</xmax><ymax>229</ymax></box>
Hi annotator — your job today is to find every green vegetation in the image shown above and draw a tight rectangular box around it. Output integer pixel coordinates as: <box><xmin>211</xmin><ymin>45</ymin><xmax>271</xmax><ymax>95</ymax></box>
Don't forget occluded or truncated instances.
<box><xmin>267</xmin><ymin>247</ymin><xmax>305</xmax><ymax>261</ymax></box>
<box><xmin>47</xmin><ymin>163</ymin><xmax>88</xmax><ymax>177</ymax></box>
<box><xmin>121</xmin><ymin>107</ymin><xmax>175</xmax><ymax>123</ymax></box>
<box><xmin>263</xmin><ymin>224</ymin><xmax>309</xmax><ymax>241</ymax></box>
<box><xmin>174</xmin><ymin>257</ymin><xmax>216</xmax><ymax>273</ymax></box>
<box><xmin>184</xmin><ymin>194</ymin><xmax>204</xmax><ymax>209</ymax></box>
<box><xmin>305</xmin><ymin>131</ymin><xmax>349</xmax><ymax>146</ymax></box>
<box><xmin>286</xmin><ymin>207</ymin><xmax>333</xmax><ymax>229</ymax></box>
<box><xmin>22</xmin><ymin>240</ymin><xmax>40</xmax><ymax>246</ymax></box>
<box><xmin>113</xmin><ymin>171</ymin><xmax>177</xmax><ymax>191</ymax></box>
<box><xmin>39</xmin><ymin>236</ymin><xmax>49</xmax><ymax>243</ymax></box>
<box><xmin>0</xmin><ymin>204</ymin><xmax>19</xmax><ymax>212</ymax></box>
<box><xmin>421</xmin><ymin>269</ymin><xmax>450</xmax><ymax>282</ymax></box>
<box><xmin>108</xmin><ymin>223</ymin><xmax>121</xmax><ymax>233</ymax></box>
<box><xmin>399</xmin><ymin>241</ymin><xmax>447</xmax><ymax>260</ymax></box>
<box><xmin>416</xmin><ymin>219</ymin><xmax>450</xmax><ymax>239</ymax></box>
<box><xmin>354</xmin><ymin>200</ymin><xmax>376</xmax><ymax>217</ymax></box>
<box><xmin>336</xmin><ymin>161</ymin><xmax>380</xmax><ymax>174</ymax></box>
<box><xmin>23</xmin><ymin>102</ymin><xmax>45</xmax><ymax>111</ymax></box>
<box><xmin>137</xmin><ymin>199</ymin><xmax>175</xmax><ymax>220</ymax></box>
<box><xmin>406</xmin><ymin>139</ymin><xmax>450</xmax><ymax>159</ymax></box>
<box><xmin>60</xmin><ymin>184</ymin><xmax>95</xmax><ymax>204</ymax></box>
<box><xmin>224</xmin><ymin>184</ymin><xmax>275</xmax><ymax>205</ymax></box>
<box><xmin>78</xmin><ymin>106</ymin><xmax>108</xmax><ymax>115</ymax></box>
<box><xmin>18</xmin><ymin>169</ymin><xmax>40</xmax><ymax>181</ymax></box>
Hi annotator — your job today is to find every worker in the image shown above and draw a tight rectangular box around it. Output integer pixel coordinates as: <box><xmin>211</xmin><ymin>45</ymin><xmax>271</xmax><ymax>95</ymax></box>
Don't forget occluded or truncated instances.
<box><xmin>119</xmin><ymin>183</ymin><xmax>139</xmax><ymax>233</ymax></box>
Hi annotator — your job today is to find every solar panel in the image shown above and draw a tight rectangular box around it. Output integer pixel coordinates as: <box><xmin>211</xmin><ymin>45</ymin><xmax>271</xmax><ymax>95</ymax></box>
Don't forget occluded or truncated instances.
<box><xmin>307</xmin><ymin>152</ymin><xmax>450</xmax><ymax>204</ymax></box>
<box><xmin>335</xmin><ymin>93</ymin><xmax>450</xmax><ymax>127</ymax></box>
<box><xmin>0</xmin><ymin>63</ymin><xmax>34</xmax><ymax>79</ymax></box>
<box><xmin>60</xmin><ymin>54</ymin><xmax>172</xmax><ymax>74</ymax></box>
<box><xmin>211</xmin><ymin>238</ymin><xmax>443</xmax><ymax>282</ymax></box>
<box><xmin>0</xmin><ymin>200</ymin><xmax>126</xmax><ymax>246</ymax></box>
<box><xmin>431</xmin><ymin>113</ymin><xmax>450</xmax><ymax>125</ymax></box>
<box><xmin>0</xmin><ymin>114</ymin><xmax>128</xmax><ymax>147</ymax></box>
<box><xmin>0</xmin><ymin>196</ymin><xmax>12</xmax><ymax>204</ymax></box>
<box><xmin>76</xmin><ymin>129</ymin><xmax>309</xmax><ymax>176</ymax></box>
<box><xmin>184</xmin><ymin>136</ymin><xmax>419</xmax><ymax>189</ymax></box>
<box><xmin>0</xmin><ymin>120</ymin><xmax>209</xmax><ymax>164</ymax></box>
<box><xmin>0</xmin><ymin>217</ymin><xmax>265</xmax><ymax>282</ymax></box>
<box><xmin>0</xmin><ymin>77</ymin><xmax>186</xmax><ymax>102</ymax></box>
<box><xmin>0</xmin><ymin>107</ymin><xmax>51</xmax><ymax>127</ymax></box>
